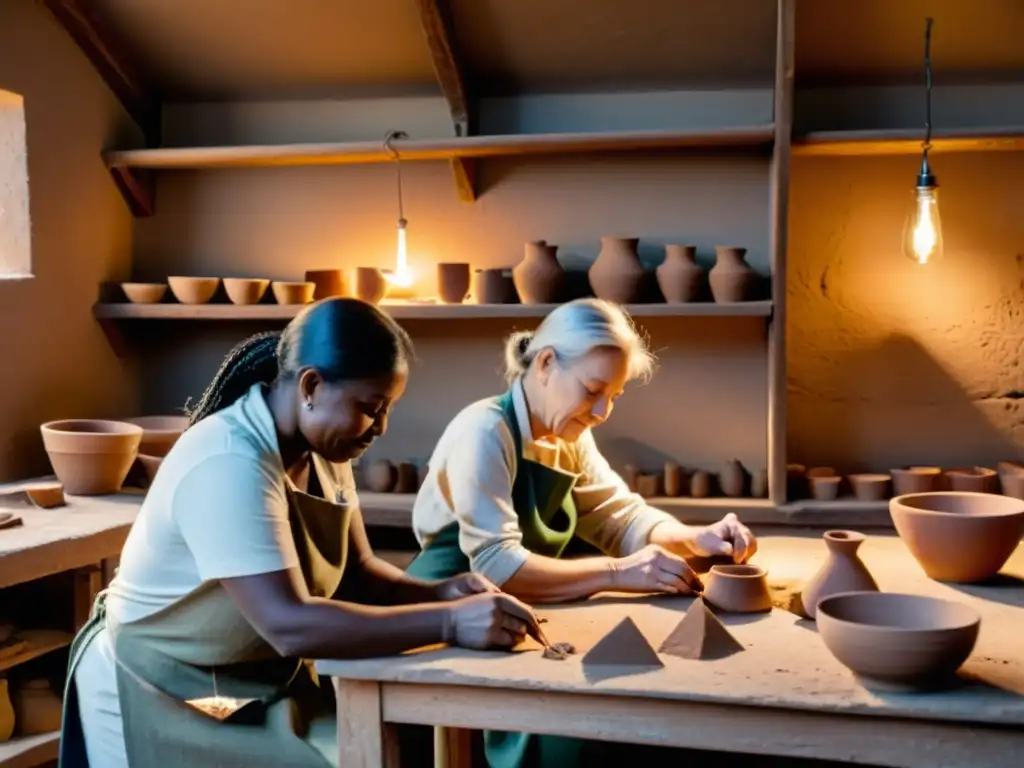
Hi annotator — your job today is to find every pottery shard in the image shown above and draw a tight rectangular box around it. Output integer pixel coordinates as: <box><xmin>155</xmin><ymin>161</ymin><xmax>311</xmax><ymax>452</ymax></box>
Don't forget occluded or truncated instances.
<box><xmin>581</xmin><ymin>617</ymin><xmax>663</xmax><ymax>668</ymax></box>
<box><xmin>658</xmin><ymin>598</ymin><xmax>745</xmax><ymax>661</ymax></box>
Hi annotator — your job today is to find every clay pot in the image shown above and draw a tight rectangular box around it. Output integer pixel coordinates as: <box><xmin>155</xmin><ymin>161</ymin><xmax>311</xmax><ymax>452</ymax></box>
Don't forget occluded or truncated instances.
<box><xmin>656</xmin><ymin>245</ymin><xmax>703</xmax><ymax>303</ymax></box>
<box><xmin>663</xmin><ymin>462</ymin><xmax>683</xmax><ymax>498</ymax></box>
<box><xmin>750</xmin><ymin>468</ymin><xmax>768</xmax><ymax>498</ymax></box>
<box><xmin>121</xmin><ymin>283</ymin><xmax>167</xmax><ymax>304</ymax></box>
<box><xmin>890</xmin><ymin>491</ymin><xmax>1024</xmax><ymax>583</ymax></box>
<box><xmin>11</xmin><ymin>679</ymin><xmax>63</xmax><ymax>735</ymax></box>
<box><xmin>890</xmin><ymin>466</ymin><xmax>941</xmax><ymax>495</ymax></box>
<box><xmin>703</xmin><ymin>564</ymin><xmax>772</xmax><ymax>613</ymax></box>
<box><xmin>636</xmin><ymin>473</ymin><xmax>662</xmax><ymax>498</ymax></box>
<box><xmin>589</xmin><ymin>237</ymin><xmax>645</xmax><ymax>304</ymax></box>
<box><xmin>472</xmin><ymin>268</ymin><xmax>518</xmax><ymax>304</ymax></box>
<box><xmin>437</xmin><ymin>263</ymin><xmax>471</xmax><ymax>304</ymax></box>
<box><xmin>222</xmin><ymin>278</ymin><xmax>269</xmax><ymax>305</ymax></box>
<box><xmin>512</xmin><ymin>241</ymin><xmax>564</xmax><ymax>304</ymax></box>
<box><xmin>271</xmin><ymin>281</ymin><xmax>315</xmax><ymax>305</ymax></box>
<box><xmin>708</xmin><ymin>247</ymin><xmax>755</xmax><ymax>303</ymax></box>
<box><xmin>364</xmin><ymin>460</ymin><xmax>397</xmax><ymax>493</ymax></box>
<box><xmin>997</xmin><ymin>461</ymin><xmax>1024</xmax><ymax>498</ymax></box>
<box><xmin>355</xmin><ymin>267</ymin><xmax>388</xmax><ymax>305</ymax></box>
<box><xmin>848</xmin><ymin>473</ymin><xmax>891</xmax><ymax>501</ymax></box>
<box><xmin>137</xmin><ymin>454</ymin><xmax>164</xmax><ymax>486</ymax></box>
<box><xmin>40</xmin><ymin>420</ymin><xmax>142</xmax><ymax>495</ymax></box>
<box><xmin>816</xmin><ymin>592</ymin><xmax>980</xmax><ymax>691</ymax></box>
<box><xmin>690</xmin><ymin>470</ymin><xmax>710</xmax><ymax>498</ymax></box>
<box><xmin>809</xmin><ymin>475</ymin><xmax>841</xmax><ymax>501</ymax></box>
<box><xmin>799</xmin><ymin>530</ymin><xmax>879</xmax><ymax>619</ymax></box>
<box><xmin>0</xmin><ymin>679</ymin><xmax>13</xmax><ymax>742</ymax></box>
<box><xmin>719</xmin><ymin>459</ymin><xmax>745</xmax><ymax>497</ymax></box>
<box><xmin>944</xmin><ymin>466</ymin><xmax>997</xmax><ymax>493</ymax></box>
<box><xmin>123</xmin><ymin>415</ymin><xmax>189</xmax><ymax>457</ymax></box>
<box><xmin>304</xmin><ymin>269</ymin><xmax>346</xmax><ymax>300</ymax></box>
<box><xmin>168</xmin><ymin>276</ymin><xmax>220</xmax><ymax>304</ymax></box>
<box><xmin>394</xmin><ymin>461</ymin><xmax>419</xmax><ymax>494</ymax></box>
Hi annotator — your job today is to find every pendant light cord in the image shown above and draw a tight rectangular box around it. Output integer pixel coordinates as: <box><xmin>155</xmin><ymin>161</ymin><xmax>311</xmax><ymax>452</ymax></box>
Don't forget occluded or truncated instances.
<box><xmin>383</xmin><ymin>130</ymin><xmax>408</xmax><ymax>223</ymax></box>
<box><xmin>923</xmin><ymin>17</ymin><xmax>934</xmax><ymax>154</ymax></box>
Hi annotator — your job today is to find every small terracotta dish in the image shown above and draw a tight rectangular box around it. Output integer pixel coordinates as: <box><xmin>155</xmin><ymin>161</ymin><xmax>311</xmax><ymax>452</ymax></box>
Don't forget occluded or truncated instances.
<box><xmin>890</xmin><ymin>466</ymin><xmax>941</xmax><ymax>495</ymax></box>
<box><xmin>40</xmin><ymin>419</ymin><xmax>143</xmax><ymax>496</ymax></box>
<box><xmin>123</xmin><ymin>415</ymin><xmax>189</xmax><ymax>457</ymax></box>
<box><xmin>890</xmin><ymin>491</ymin><xmax>1024</xmax><ymax>583</ymax></box>
<box><xmin>702</xmin><ymin>564</ymin><xmax>772</xmax><ymax>613</ymax></box>
<box><xmin>271</xmin><ymin>281</ymin><xmax>316</xmax><ymax>305</ymax></box>
<box><xmin>168</xmin><ymin>276</ymin><xmax>220</xmax><ymax>304</ymax></box>
<box><xmin>121</xmin><ymin>283</ymin><xmax>167</xmax><ymax>304</ymax></box>
<box><xmin>848</xmin><ymin>473</ymin><xmax>891</xmax><ymax>501</ymax></box>
<box><xmin>223</xmin><ymin>278</ymin><xmax>270</xmax><ymax>305</ymax></box>
<box><xmin>816</xmin><ymin>592</ymin><xmax>980</xmax><ymax>691</ymax></box>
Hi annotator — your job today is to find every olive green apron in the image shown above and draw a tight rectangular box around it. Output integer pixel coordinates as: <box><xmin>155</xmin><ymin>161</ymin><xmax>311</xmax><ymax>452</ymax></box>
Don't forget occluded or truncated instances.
<box><xmin>406</xmin><ymin>387</ymin><xmax>586</xmax><ymax>768</ymax></box>
<box><xmin>60</xmin><ymin>453</ymin><xmax>350</xmax><ymax>768</ymax></box>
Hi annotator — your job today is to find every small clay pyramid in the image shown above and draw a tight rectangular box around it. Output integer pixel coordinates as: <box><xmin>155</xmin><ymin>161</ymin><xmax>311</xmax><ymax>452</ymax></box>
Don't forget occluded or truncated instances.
<box><xmin>581</xmin><ymin>617</ymin><xmax>663</xmax><ymax>668</ymax></box>
<box><xmin>658</xmin><ymin>598</ymin><xmax>745</xmax><ymax>660</ymax></box>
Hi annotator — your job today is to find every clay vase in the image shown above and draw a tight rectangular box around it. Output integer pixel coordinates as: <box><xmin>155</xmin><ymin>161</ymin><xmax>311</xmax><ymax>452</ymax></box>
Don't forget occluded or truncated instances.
<box><xmin>719</xmin><ymin>459</ymin><xmax>746</xmax><ymax>497</ymax></box>
<box><xmin>656</xmin><ymin>245</ymin><xmax>703</xmax><ymax>303</ymax></box>
<box><xmin>703</xmin><ymin>564</ymin><xmax>772</xmax><ymax>613</ymax></box>
<box><xmin>708</xmin><ymin>247</ymin><xmax>756</xmax><ymax>303</ymax></box>
<box><xmin>364</xmin><ymin>460</ymin><xmax>397</xmax><ymax>493</ymax></box>
<box><xmin>437</xmin><ymin>263</ymin><xmax>471</xmax><ymax>304</ymax></box>
<box><xmin>472</xmin><ymin>268</ymin><xmax>518</xmax><ymax>304</ymax></box>
<box><xmin>512</xmin><ymin>241</ymin><xmax>564</xmax><ymax>304</ymax></box>
<box><xmin>11</xmin><ymin>679</ymin><xmax>63</xmax><ymax>736</ymax></box>
<box><xmin>304</xmin><ymin>269</ymin><xmax>347</xmax><ymax>300</ymax></box>
<box><xmin>40</xmin><ymin>420</ymin><xmax>143</xmax><ymax>495</ymax></box>
<box><xmin>589</xmin><ymin>237</ymin><xmax>646</xmax><ymax>304</ymax></box>
<box><xmin>799</xmin><ymin>530</ymin><xmax>880</xmax><ymax>619</ymax></box>
<box><xmin>0</xmin><ymin>679</ymin><xmax>13</xmax><ymax>742</ymax></box>
<box><xmin>355</xmin><ymin>267</ymin><xmax>387</xmax><ymax>305</ymax></box>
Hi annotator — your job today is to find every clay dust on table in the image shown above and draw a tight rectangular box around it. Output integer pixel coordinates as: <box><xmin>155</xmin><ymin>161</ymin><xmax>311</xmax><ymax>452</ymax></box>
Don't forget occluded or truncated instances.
<box><xmin>658</xmin><ymin>597</ymin><xmax>744</xmax><ymax>661</ymax></box>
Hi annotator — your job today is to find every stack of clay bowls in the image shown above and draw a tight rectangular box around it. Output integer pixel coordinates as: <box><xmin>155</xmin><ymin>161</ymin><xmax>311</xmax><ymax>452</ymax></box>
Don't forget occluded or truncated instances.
<box><xmin>40</xmin><ymin>420</ymin><xmax>143</xmax><ymax>495</ymax></box>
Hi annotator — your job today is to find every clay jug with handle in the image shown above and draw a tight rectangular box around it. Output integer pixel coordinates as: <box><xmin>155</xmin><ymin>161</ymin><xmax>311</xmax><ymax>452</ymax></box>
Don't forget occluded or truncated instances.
<box><xmin>800</xmin><ymin>530</ymin><xmax>879</xmax><ymax>619</ymax></box>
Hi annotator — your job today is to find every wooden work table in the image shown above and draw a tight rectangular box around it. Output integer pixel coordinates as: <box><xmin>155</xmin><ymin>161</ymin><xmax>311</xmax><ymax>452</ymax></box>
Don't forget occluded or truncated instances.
<box><xmin>317</xmin><ymin>532</ymin><xmax>1024</xmax><ymax>768</ymax></box>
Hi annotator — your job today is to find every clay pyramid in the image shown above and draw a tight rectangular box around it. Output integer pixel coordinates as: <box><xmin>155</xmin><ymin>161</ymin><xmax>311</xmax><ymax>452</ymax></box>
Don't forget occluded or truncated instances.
<box><xmin>658</xmin><ymin>597</ymin><xmax>744</xmax><ymax>661</ymax></box>
<box><xmin>581</xmin><ymin>617</ymin><xmax>663</xmax><ymax>668</ymax></box>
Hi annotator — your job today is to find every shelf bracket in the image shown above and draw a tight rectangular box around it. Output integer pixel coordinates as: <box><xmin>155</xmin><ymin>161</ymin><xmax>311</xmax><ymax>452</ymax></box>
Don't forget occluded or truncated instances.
<box><xmin>109</xmin><ymin>166</ymin><xmax>155</xmax><ymax>217</ymax></box>
<box><xmin>450</xmin><ymin>157</ymin><xmax>477</xmax><ymax>203</ymax></box>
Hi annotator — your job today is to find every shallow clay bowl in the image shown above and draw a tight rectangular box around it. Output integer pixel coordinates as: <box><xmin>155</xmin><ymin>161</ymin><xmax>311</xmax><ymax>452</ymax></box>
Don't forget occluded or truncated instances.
<box><xmin>223</xmin><ymin>278</ymin><xmax>270</xmax><ymax>305</ymax></box>
<box><xmin>40</xmin><ymin>420</ymin><xmax>143</xmax><ymax>496</ymax></box>
<box><xmin>816</xmin><ymin>592</ymin><xmax>980</xmax><ymax>691</ymax></box>
<box><xmin>702</xmin><ymin>564</ymin><xmax>772</xmax><ymax>613</ymax></box>
<box><xmin>271</xmin><ymin>281</ymin><xmax>316</xmax><ymax>305</ymax></box>
<box><xmin>123</xmin><ymin>415</ymin><xmax>189</xmax><ymax>457</ymax></box>
<box><xmin>168</xmin><ymin>276</ymin><xmax>220</xmax><ymax>304</ymax></box>
<box><xmin>121</xmin><ymin>282</ymin><xmax>167</xmax><ymax>304</ymax></box>
<box><xmin>890</xmin><ymin>491</ymin><xmax>1024</xmax><ymax>583</ymax></box>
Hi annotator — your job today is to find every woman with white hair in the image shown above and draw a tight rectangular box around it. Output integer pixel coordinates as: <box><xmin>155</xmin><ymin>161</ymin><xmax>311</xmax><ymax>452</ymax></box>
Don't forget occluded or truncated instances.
<box><xmin>407</xmin><ymin>297</ymin><xmax>757</xmax><ymax>768</ymax></box>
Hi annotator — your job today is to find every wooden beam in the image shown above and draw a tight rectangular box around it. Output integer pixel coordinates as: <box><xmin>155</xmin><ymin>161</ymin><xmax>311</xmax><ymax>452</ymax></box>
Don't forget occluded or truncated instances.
<box><xmin>109</xmin><ymin>166</ymin><xmax>155</xmax><ymax>217</ymax></box>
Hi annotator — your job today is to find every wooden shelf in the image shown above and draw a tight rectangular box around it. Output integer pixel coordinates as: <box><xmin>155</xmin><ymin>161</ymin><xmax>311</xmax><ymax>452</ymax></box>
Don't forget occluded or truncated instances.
<box><xmin>0</xmin><ymin>731</ymin><xmax>59</xmax><ymax>768</ymax></box>
<box><xmin>0</xmin><ymin>630</ymin><xmax>73</xmax><ymax>674</ymax></box>
<box><xmin>792</xmin><ymin>126</ymin><xmax>1024</xmax><ymax>157</ymax></box>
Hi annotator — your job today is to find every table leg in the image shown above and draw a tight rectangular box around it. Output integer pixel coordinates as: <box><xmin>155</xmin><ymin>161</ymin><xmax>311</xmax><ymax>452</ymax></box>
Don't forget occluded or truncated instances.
<box><xmin>433</xmin><ymin>726</ymin><xmax>473</xmax><ymax>768</ymax></box>
<box><xmin>334</xmin><ymin>678</ymin><xmax>400</xmax><ymax>768</ymax></box>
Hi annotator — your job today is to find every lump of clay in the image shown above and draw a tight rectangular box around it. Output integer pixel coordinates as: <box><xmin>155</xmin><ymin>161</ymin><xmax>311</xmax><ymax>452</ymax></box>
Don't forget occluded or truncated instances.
<box><xmin>542</xmin><ymin>642</ymin><xmax>576</xmax><ymax>660</ymax></box>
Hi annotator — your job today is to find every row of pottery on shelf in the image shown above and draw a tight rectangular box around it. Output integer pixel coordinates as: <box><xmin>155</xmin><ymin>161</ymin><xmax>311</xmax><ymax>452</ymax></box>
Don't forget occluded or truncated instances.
<box><xmin>121</xmin><ymin>273</ymin><xmax>350</xmax><ymax>306</ymax></box>
<box><xmin>789</xmin><ymin>461</ymin><xmax>1024</xmax><ymax>501</ymax></box>
<box><xmin>624</xmin><ymin>459</ymin><xmax>768</xmax><ymax>499</ymax></box>
<box><xmin>0</xmin><ymin>677</ymin><xmax>64</xmax><ymax>742</ymax></box>
<box><xmin>362</xmin><ymin>459</ymin><xmax>427</xmax><ymax>494</ymax></box>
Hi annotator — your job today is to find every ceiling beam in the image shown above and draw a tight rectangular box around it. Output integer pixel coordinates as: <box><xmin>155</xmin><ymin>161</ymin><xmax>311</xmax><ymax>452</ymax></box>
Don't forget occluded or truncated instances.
<box><xmin>413</xmin><ymin>0</ymin><xmax>478</xmax><ymax>202</ymax></box>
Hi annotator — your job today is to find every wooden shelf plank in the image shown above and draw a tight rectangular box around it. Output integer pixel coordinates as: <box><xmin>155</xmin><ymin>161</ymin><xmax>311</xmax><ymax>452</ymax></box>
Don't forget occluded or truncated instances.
<box><xmin>102</xmin><ymin>126</ymin><xmax>776</xmax><ymax>170</ymax></box>
<box><xmin>92</xmin><ymin>300</ymin><xmax>773</xmax><ymax>322</ymax></box>
<box><xmin>792</xmin><ymin>126</ymin><xmax>1024</xmax><ymax>157</ymax></box>
<box><xmin>0</xmin><ymin>731</ymin><xmax>59</xmax><ymax>768</ymax></box>
<box><xmin>0</xmin><ymin>630</ymin><xmax>73</xmax><ymax>674</ymax></box>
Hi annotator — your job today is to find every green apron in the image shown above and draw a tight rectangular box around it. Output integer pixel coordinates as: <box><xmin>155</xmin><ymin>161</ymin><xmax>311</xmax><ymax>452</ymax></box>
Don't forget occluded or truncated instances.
<box><xmin>406</xmin><ymin>388</ymin><xmax>586</xmax><ymax>768</ymax></box>
<box><xmin>60</xmin><ymin>453</ymin><xmax>351</xmax><ymax>768</ymax></box>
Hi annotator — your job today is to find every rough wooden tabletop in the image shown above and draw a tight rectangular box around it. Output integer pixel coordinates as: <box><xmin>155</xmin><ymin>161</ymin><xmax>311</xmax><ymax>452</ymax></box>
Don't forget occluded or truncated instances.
<box><xmin>318</xmin><ymin>532</ymin><xmax>1024</xmax><ymax>727</ymax></box>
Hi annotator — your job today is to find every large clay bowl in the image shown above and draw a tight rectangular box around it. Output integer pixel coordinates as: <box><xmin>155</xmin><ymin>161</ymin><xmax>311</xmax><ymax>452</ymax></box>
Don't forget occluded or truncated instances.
<box><xmin>816</xmin><ymin>592</ymin><xmax>980</xmax><ymax>691</ymax></box>
<box><xmin>122</xmin><ymin>415</ymin><xmax>189</xmax><ymax>457</ymax></box>
<box><xmin>40</xmin><ymin>420</ymin><xmax>143</xmax><ymax>495</ymax></box>
<box><xmin>890</xmin><ymin>491</ymin><xmax>1024</xmax><ymax>583</ymax></box>
<box><xmin>702</xmin><ymin>564</ymin><xmax>772</xmax><ymax>613</ymax></box>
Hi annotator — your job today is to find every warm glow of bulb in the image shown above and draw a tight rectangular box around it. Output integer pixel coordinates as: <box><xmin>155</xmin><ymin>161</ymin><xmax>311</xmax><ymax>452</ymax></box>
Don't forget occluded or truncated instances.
<box><xmin>385</xmin><ymin>220</ymin><xmax>414</xmax><ymax>288</ymax></box>
<box><xmin>901</xmin><ymin>187</ymin><xmax>944</xmax><ymax>265</ymax></box>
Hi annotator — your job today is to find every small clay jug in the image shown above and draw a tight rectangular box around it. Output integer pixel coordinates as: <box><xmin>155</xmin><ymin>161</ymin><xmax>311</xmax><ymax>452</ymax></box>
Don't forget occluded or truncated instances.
<box><xmin>800</xmin><ymin>530</ymin><xmax>879</xmax><ymax>619</ymax></box>
<box><xmin>473</xmin><ymin>268</ymin><xmax>517</xmax><ymax>304</ymax></box>
<box><xmin>709</xmin><ymin>246</ymin><xmax>756</xmax><ymax>303</ymax></box>
<box><xmin>512</xmin><ymin>241</ymin><xmax>564</xmax><ymax>304</ymax></box>
<box><xmin>355</xmin><ymin>267</ymin><xmax>387</xmax><ymax>305</ymax></box>
<box><xmin>656</xmin><ymin>245</ymin><xmax>703</xmax><ymax>303</ymax></box>
<box><xmin>437</xmin><ymin>262</ymin><xmax>471</xmax><ymax>304</ymax></box>
<box><xmin>589</xmin><ymin>237</ymin><xmax>646</xmax><ymax>304</ymax></box>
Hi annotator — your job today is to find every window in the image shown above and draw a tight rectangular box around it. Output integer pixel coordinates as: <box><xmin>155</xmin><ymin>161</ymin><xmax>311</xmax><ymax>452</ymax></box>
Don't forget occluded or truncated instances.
<box><xmin>0</xmin><ymin>89</ymin><xmax>31</xmax><ymax>279</ymax></box>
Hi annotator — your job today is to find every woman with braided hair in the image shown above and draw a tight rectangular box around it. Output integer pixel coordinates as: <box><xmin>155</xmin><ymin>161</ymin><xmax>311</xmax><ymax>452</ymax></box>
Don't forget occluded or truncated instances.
<box><xmin>60</xmin><ymin>297</ymin><xmax>540</xmax><ymax>768</ymax></box>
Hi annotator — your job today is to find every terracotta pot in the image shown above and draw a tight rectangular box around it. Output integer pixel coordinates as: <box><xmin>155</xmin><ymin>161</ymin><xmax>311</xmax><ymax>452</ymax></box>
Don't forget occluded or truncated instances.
<box><xmin>719</xmin><ymin>459</ymin><xmax>745</xmax><ymax>497</ymax></box>
<box><xmin>472</xmin><ymin>268</ymin><xmax>518</xmax><ymax>304</ymax></box>
<box><xmin>656</xmin><ymin>245</ymin><xmax>703</xmax><ymax>303</ymax></box>
<box><xmin>703</xmin><ymin>564</ymin><xmax>772</xmax><ymax>613</ymax></box>
<box><xmin>437</xmin><ymin>263</ymin><xmax>471</xmax><ymax>304</ymax></box>
<box><xmin>997</xmin><ymin>461</ymin><xmax>1024</xmax><ymax>498</ymax></box>
<box><xmin>944</xmin><ymin>466</ymin><xmax>997</xmax><ymax>493</ymax></box>
<box><xmin>848</xmin><ymin>473</ymin><xmax>891</xmax><ymax>501</ymax></box>
<box><xmin>799</xmin><ymin>531</ymin><xmax>880</xmax><ymax>619</ymax></box>
<box><xmin>690</xmin><ymin>470</ymin><xmax>710</xmax><ymax>498</ymax></box>
<box><xmin>589</xmin><ymin>237</ymin><xmax>645</xmax><ymax>304</ymax></box>
<box><xmin>890</xmin><ymin>466</ymin><xmax>941</xmax><ymax>495</ymax></box>
<box><xmin>809</xmin><ymin>475</ymin><xmax>841</xmax><ymax>501</ymax></box>
<box><xmin>750</xmin><ymin>468</ymin><xmax>768</xmax><ymax>498</ymax></box>
<box><xmin>663</xmin><ymin>462</ymin><xmax>683</xmax><ymax>498</ymax></box>
<box><xmin>304</xmin><ymin>269</ymin><xmax>347</xmax><ymax>300</ymax></box>
<box><xmin>816</xmin><ymin>592</ymin><xmax>980</xmax><ymax>691</ymax></box>
<box><xmin>121</xmin><ymin>283</ymin><xmax>167</xmax><ymax>304</ymax></box>
<box><xmin>890</xmin><ymin>491</ymin><xmax>1024</xmax><ymax>583</ymax></box>
<box><xmin>11</xmin><ymin>679</ymin><xmax>63</xmax><ymax>736</ymax></box>
<box><xmin>123</xmin><ymin>415</ymin><xmax>189</xmax><ymax>457</ymax></box>
<box><xmin>271</xmin><ymin>281</ymin><xmax>315</xmax><ymax>305</ymax></box>
<box><xmin>512</xmin><ymin>241</ymin><xmax>564</xmax><ymax>304</ymax></box>
<box><xmin>708</xmin><ymin>247</ymin><xmax>755</xmax><ymax>303</ymax></box>
<box><xmin>0</xmin><ymin>679</ymin><xmax>13</xmax><ymax>742</ymax></box>
<box><xmin>168</xmin><ymin>276</ymin><xmax>220</xmax><ymax>304</ymax></box>
<box><xmin>355</xmin><ymin>267</ymin><xmax>388</xmax><ymax>305</ymax></box>
<box><xmin>40</xmin><ymin>419</ymin><xmax>142</xmax><ymax>495</ymax></box>
<box><xmin>222</xmin><ymin>278</ymin><xmax>270</xmax><ymax>305</ymax></box>
<box><xmin>364</xmin><ymin>460</ymin><xmax>397</xmax><ymax>493</ymax></box>
<box><xmin>137</xmin><ymin>453</ymin><xmax>164</xmax><ymax>486</ymax></box>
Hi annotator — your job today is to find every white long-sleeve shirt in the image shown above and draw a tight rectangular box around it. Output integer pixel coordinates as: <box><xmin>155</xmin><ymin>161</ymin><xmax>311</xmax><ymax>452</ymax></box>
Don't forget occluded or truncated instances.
<box><xmin>411</xmin><ymin>378</ymin><xmax>677</xmax><ymax>585</ymax></box>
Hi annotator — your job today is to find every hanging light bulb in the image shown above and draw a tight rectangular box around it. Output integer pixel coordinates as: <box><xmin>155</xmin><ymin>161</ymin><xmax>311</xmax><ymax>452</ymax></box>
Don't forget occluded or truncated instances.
<box><xmin>902</xmin><ymin>17</ymin><xmax>943</xmax><ymax>265</ymax></box>
<box><xmin>383</xmin><ymin>130</ymin><xmax>414</xmax><ymax>291</ymax></box>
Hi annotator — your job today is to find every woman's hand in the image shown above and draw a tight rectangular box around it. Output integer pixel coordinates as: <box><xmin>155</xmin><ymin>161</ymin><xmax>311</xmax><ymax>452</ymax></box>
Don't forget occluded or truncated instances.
<box><xmin>650</xmin><ymin>513</ymin><xmax>758</xmax><ymax>563</ymax></box>
<box><xmin>445</xmin><ymin>592</ymin><xmax>539</xmax><ymax>649</ymax></box>
<box><xmin>435</xmin><ymin>572</ymin><xmax>501</xmax><ymax>601</ymax></box>
<box><xmin>609</xmin><ymin>544</ymin><xmax>704</xmax><ymax>594</ymax></box>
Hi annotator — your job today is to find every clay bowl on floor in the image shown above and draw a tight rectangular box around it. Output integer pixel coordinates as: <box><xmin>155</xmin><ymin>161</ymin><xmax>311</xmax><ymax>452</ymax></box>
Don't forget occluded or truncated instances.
<box><xmin>122</xmin><ymin>415</ymin><xmax>189</xmax><ymax>457</ymax></box>
<box><xmin>40</xmin><ymin>420</ymin><xmax>143</xmax><ymax>495</ymax></box>
<box><xmin>848</xmin><ymin>473</ymin><xmax>892</xmax><ymax>501</ymax></box>
<box><xmin>223</xmin><ymin>278</ymin><xmax>270</xmax><ymax>305</ymax></box>
<box><xmin>702</xmin><ymin>564</ymin><xmax>772</xmax><ymax>613</ymax></box>
<box><xmin>816</xmin><ymin>592</ymin><xmax>980</xmax><ymax>691</ymax></box>
<box><xmin>890</xmin><ymin>491</ymin><xmax>1024</xmax><ymax>583</ymax></box>
<box><xmin>168</xmin><ymin>276</ymin><xmax>220</xmax><ymax>304</ymax></box>
<box><xmin>271</xmin><ymin>281</ymin><xmax>316</xmax><ymax>305</ymax></box>
<box><xmin>121</xmin><ymin>283</ymin><xmax>167</xmax><ymax>304</ymax></box>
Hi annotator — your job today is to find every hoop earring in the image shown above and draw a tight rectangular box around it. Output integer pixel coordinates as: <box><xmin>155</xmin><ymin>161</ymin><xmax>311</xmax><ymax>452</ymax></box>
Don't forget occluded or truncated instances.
<box><xmin>303</xmin><ymin>400</ymin><xmax>313</xmax><ymax>411</ymax></box>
